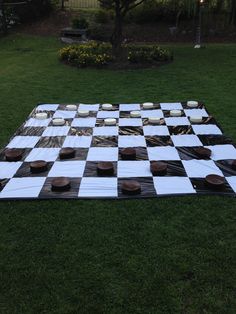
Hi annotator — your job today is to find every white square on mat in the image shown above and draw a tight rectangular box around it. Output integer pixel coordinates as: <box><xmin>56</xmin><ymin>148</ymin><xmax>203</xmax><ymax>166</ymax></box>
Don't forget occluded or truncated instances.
<box><xmin>147</xmin><ymin>146</ymin><xmax>180</xmax><ymax>161</ymax></box>
<box><xmin>78</xmin><ymin>104</ymin><xmax>100</xmax><ymax>111</ymax></box>
<box><xmin>71</xmin><ymin>118</ymin><xmax>96</xmax><ymax>127</ymax></box>
<box><xmin>42</xmin><ymin>126</ymin><xmax>70</xmax><ymax>137</ymax></box>
<box><xmin>143</xmin><ymin>125</ymin><xmax>170</xmax><ymax>136</ymax></box>
<box><xmin>153</xmin><ymin>177</ymin><xmax>196</xmax><ymax>195</ymax></box>
<box><xmin>141</xmin><ymin>110</ymin><xmax>164</xmax><ymax>118</ymax></box>
<box><xmin>119</xmin><ymin>104</ymin><xmax>140</xmax><ymax>111</ymax></box>
<box><xmin>117</xmin><ymin>160</ymin><xmax>151</xmax><ymax>177</ymax></box>
<box><xmin>97</xmin><ymin>111</ymin><xmax>119</xmax><ymax>119</ymax></box>
<box><xmin>160</xmin><ymin>103</ymin><xmax>183</xmax><ymax>110</ymax></box>
<box><xmin>25</xmin><ymin>148</ymin><xmax>61</xmax><ymax>162</ymax></box>
<box><xmin>119</xmin><ymin>118</ymin><xmax>142</xmax><ymax>127</ymax></box>
<box><xmin>0</xmin><ymin>177</ymin><xmax>46</xmax><ymax>198</ymax></box>
<box><xmin>36</xmin><ymin>104</ymin><xmax>59</xmax><ymax>111</ymax></box>
<box><xmin>79</xmin><ymin>177</ymin><xmax>118</xmax><ymax>197</ymax></box>
<box><xmin>62</xmin><ymin>136</ymin><xmax>92</xmax><ymax>148</ymax></box>
<box><xmin>93</xmin><ymin>126</ymin><xmax>118</xmax><ymax>136</ymax></box>
<box><xmin>226</xmin><ymin>177</ymin><xmax>236</xmax><ymax>193</ymax></box>
<box><xmin>192</xmin><ymin>124</ymin><xmax>222</xmax><ymax>135</ymax></box>
<box><xmin>182</xmin><ymin>160</ymin><xmax>223</xmax><ymax>178</ymax></box>
<box><xmin>184</xmin><ymin>109</ymin><xmax>208</xmax><ymax>117</ymax></box>
<box><xmin>171</xmin><ymin>135</ymin><xmax>203</xmax><ymax>147</ymax></box>
<box><xmin>7</xmin><ymin>136</ymin><xmax>40</xmax><ymax>148</ymax></box>
<box><xmin>205</xmin><ymin>144</ymin><xmax>236</xmax><ymax>160</ymax></box>
<box><xmin>165</xmin><ymin>117</ymin><xmax>190</xmax><ymax>126</ymax></box>
<box><xmin>53</xmin><ymin>110</ymin><xmax>77</xmax><ymax>119</ymax></box>
<box><xmin>0</xmin><ymin>162</ymin><xmax>22</xmax><ymax>178</ymax></box>
<box><xmin>118</xmin><ymin>135</ymin><xmax>146</xmax><ymax>147</ymax></box>
<box><xmin>48</xmin><ymin>161</ymin><xmax>86</xmax><ymax>177</ymax></box>
<box><xmin>87</xmin><ymin>147</ymin><xmax>118</xmax><ymax>161</ymax></box>
<box><xmin>24</xmin><ymin>118</ymin><xmax>51</xmax><ymax>127</ymax></box>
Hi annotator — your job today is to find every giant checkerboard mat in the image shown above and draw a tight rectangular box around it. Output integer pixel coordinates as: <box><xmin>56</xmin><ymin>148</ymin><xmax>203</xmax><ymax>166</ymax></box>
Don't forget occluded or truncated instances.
<box><xmin>0</xmin><ymin>102</ymin><xmax>236</xmax><ymax>199</ymax></box>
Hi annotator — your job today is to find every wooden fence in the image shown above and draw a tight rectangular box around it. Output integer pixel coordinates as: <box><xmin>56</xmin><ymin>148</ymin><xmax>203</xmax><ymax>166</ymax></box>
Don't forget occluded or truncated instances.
<box><xmin>64</xmin><ymin>0</ymin><xmax>100</xmax><ymax>9</ymax></box>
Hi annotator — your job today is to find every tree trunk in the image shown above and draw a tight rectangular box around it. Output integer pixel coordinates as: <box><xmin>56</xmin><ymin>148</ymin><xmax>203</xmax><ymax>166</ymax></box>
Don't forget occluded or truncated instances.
<box><xmin>229</xmin><ymin>0</ymin><xmax>236</xmax><ymax>26</ymax></box>
<box><xmin>176</xmin><ymin>9</ymin><xmax>182</xmax><ymax>28</ymax></box>
<box><xmin>61</xmin><ymin>0</ymin><xmax>65</xmax><ymax>10</ymax></box>
<box><xmin>111</xmin><ymin>5</ymin><xmax>123</xmax><ymax>59</ymax></box>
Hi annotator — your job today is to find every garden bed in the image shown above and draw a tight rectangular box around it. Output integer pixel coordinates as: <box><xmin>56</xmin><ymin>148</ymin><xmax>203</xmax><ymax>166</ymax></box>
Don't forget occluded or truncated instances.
<box><xmin>59</xmin><ymin>41</ymin><xmax>173</xmax><ymax>70</ymax></box>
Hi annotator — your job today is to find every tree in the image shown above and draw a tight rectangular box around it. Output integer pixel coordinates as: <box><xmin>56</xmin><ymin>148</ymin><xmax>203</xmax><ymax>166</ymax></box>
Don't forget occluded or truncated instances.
<box><xmin>99</xmin><ymin>0</ymin><xmax>147</xmax><ymax>58</ymax></box>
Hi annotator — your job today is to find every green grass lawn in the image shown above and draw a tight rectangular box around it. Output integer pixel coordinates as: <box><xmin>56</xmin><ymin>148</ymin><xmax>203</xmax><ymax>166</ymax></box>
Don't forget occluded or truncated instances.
<box><xmin>0</xmin><ymin>34</ymin><xmax>236</xmax><ymax>314</ymax></box>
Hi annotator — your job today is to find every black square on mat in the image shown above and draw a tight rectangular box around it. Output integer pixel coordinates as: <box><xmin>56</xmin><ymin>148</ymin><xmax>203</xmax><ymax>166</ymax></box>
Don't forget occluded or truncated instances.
<box><xmin>119</xmin><ymin>126</ymin><xmax>143</xmax><ymax>136</ymax></box>
<box><xmin>36</xmin><ymin>136</ymin><xmax>66</xmax><ymax>148</ymax></box>
<box><xmin>118</xmin><ymin>147</ymin><xmax>148</xmax><ymax>160</ymax></box>
<box><xmin>190</xmin><ymin>178</ymin><xmax>235</xmax><ymax>196</ymax></box>
<box><xmin>198</xmin><ymin>135</ymin><xmax>233</xmax><ymax>146</ymax></box>
<box><xmin>214</xmin><ymin>160</ymin><xmax>236</xmax><ymax>177</ymax></box>
<box><xmin>145</xmin><ymin>136</ymin><xmax>173</xmax><ymax>147</ymax></box>
<box><xmin>69</xmin><ymin>127</ymin><xmax>93</xmax><ymax>136</ymax></box>
<box><xmin>0</xmin><ymin>179</ymin><xmax>10</xmax><ymax>192</ymax></box>
<box><xmin>83</xmin><ymin>161</ymin><xmax>117</xmax><ymax>177</ymax></box>
<box><xmin>14</xmin><ymin>162</ymin><xmax>54</xmax><ymax>178</ymax></box>
<box><xmin>118</xmin><ymin>177</ymin><xmax>156</xmax><ymax>198</ymax></box>
<box><xmin>119</xmin><ymin>111</ymin><xmax>131</xmax><ymax>118</ymax></box>
<box><xmin>39</xmin><ymin>177</ymin><xmax>81</xmax><ymax>199</ymax></box>
<box><xmin>15</xmin><ymin>126</ymin><xmax>46</xmax><ymax>136</ymax></box>
<box><xmin>91</xmin><ymin>136</ymin><xmax>118</xmax><ymax>147</ymax></box>
<box><xmin>168</xmin><ymin>125</ymin><xmax>193</xmax><ymax>135</ymax></box>
<box><xmin>176</xmin><ymin>146</ymin><xmax>211</xmax><ymax>160</ymax></box>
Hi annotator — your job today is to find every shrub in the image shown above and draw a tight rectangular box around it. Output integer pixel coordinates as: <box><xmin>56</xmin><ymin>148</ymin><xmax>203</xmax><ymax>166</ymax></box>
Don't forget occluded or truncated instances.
<box><xmin>59</xmin><ymin>41</ymin><xmax>113</xmax><ymax>67</ymax></box>
<box><xmin>72</xmin><ymin>17</ymin><xmax>89</xmax><ymax>29</ymax></box>
<box><xmin>127</xmin><ymin>45</ymin><xmax>173</xmax><ymax>63</ymax></box>
<box><xmin>126</xmin><ymin>0</ymin><xmax>178</xmax><ymax>25</ymax></box>
<box><xmin>59</xmin><ymin>42</ymin><xmax>172</xmax><ymax>68</ymax></box>
<box><xmin>94</xmin><ymin>9</ymin><xmax>113</xmax><ymax>24</ymax></box>
<box><xmin>88</xmin><ymin>25</ymin><xmax>112</xmax><ymax>41</ymax></box>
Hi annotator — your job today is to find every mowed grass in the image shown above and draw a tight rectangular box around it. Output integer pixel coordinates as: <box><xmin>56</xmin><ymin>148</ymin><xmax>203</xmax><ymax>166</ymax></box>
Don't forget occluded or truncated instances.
<box><xmin>0</xmin><ymin>34</ymin><xmax>236</xmax><ymax>314</ymax></box>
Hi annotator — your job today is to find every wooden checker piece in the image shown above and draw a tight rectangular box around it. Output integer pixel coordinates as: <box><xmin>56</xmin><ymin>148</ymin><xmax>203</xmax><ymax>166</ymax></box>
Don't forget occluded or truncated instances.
<box><xmin>150</xmin><ymin>161</ymin><xmax>167</xmax><ymax>176</ymax></box>
<box><xmin>194</xmin><ymin>147</ymin><xmax>211</xmax><ymax>159</ymax></box>
<box><xmin>205</xmin><ymin>174</ymin><xmax>225</xmax><ymax>190</ymax></box>
<box><xmin>97</xmin><ymin>162</ymin><xmax>114</xmax><ymax>176</ymax></box>
<box><xmin>120</xmin><ymin>148</ymin><xmax>136</xmax><ymax>160</ymax></box>
<box><xmin>232</xmin><ymin>160</ymin><xmax>236</xmax><ymax>171</ymax></box>
<box><xmin>51</xmin><ymin>177</ymin><xmax>71</xmax><ymax>192</ymax></box>
<box><xmin>121</xmin><ymin>180</ymin><xmax>141</xmax><ymax>195</ymax></box>
<box><xmin>5</xmin><ymin>149</ymin><xmax>23</xmax><ymax>161</ymax></box>
<box><xmin>30</xmin><ymin>160</ymin><xmax>48</xmax><ymax>173</ymax></box>
<box><xmin>59</xmin><ymin>147</ymin><xmax>75</xmax><ymax>160</ymax></box>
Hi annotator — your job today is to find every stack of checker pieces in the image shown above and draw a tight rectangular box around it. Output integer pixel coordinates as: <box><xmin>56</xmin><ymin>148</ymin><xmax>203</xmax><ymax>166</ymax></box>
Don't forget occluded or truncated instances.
<box><xmin>0</xmin><ymin>101</ymin><xmax>235</xmax><ymax>199</ymax></box>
